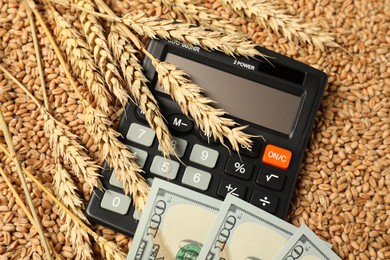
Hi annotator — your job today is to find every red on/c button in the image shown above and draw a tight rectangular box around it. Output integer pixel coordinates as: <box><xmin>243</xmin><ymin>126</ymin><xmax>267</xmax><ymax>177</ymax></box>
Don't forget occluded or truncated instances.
<box><xmin>262</xmin><ymin>145</ymin><xmax>292</xmax><ymax>170</ymax></box>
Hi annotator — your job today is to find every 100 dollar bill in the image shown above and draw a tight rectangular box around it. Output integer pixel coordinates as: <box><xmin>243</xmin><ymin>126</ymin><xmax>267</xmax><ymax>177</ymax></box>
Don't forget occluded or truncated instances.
<box><xmin>272</xmin><ymin>225</ymin><xmax>341</xmax><ymax>260</ymax></box>
<box><xmin>198</xmin><ymin>194</ymin><xmax>297</xmax><ymax>260</ymax></box>
<box><xmin>127</xmin><ymin>178</ymin><xmax>222</xmax><ymax>260</ymax></box>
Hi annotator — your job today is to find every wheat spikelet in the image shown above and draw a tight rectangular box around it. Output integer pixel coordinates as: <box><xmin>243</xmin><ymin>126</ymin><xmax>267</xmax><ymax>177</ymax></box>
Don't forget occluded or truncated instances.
<box><xmin>73</xmin><ymin>0</ymin><xmax>129</xmax><ymax>107</ymax></box>
<box><xmin>97</xmin><ymin>237</ymin><xmax>126</xmax><ymax>260</ymax></box>
<box><xmin>158</xmin><ymin>0</ymin><xmax>239</xmax><ymax>35</ymax></box>
<box><xmin>151</xmin><ymin>58</ymin><xmax>253</xmax><ymax>152</ymax></box>
<box><xmin>51</xmin><ymin>8</ymin><xmax>112</xmax><ymax>114</ymax></box>
<box><xmin>122</xmin><ymin>12</ymin><xmax>263</xmax><ymax>58</ymax></box>
<box><xmin>108</xmin><ymin>24</ymin><xmax>175</xmax><ymax>157</ymax></box>
<box><xmin>42</xmin><ymin>108</ymin><xmax>102</xmax><ymax>191</ymax></box>
<box><xmin>53</xmin><ymin>162</ymin><xmax>93</xmax><ymax>260</ymax></box>
<box><xmin>83</xmin><ymin>101</ymin><xmax>149</xmax><ymax>210</ymax></box>
<box><xmin>221</xmin><ymin>0</ymin><xmax>339</xmax><ymax>50</ymax></box>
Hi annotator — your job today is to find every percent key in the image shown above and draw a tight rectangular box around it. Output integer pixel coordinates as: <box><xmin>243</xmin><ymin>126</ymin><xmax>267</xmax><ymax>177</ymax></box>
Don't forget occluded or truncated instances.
<box><xmin>224</xmin><ymin>157</ymin><xmax>254</xmax><ymax>180</ymax></box>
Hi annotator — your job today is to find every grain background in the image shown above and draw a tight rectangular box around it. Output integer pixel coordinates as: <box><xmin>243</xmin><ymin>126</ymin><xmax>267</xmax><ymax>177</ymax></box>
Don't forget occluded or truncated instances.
<box><xmin>0</xmin><ymin>0</ymin><xmax>389</xmax><ymax>259</ymax></box>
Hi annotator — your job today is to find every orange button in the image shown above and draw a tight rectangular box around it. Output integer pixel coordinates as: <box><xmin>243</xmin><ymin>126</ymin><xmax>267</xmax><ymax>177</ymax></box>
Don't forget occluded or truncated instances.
<box><xmin>262</xmin><ymin>145</ymin><xmax>292</xmax><ymax>170</ymax></box>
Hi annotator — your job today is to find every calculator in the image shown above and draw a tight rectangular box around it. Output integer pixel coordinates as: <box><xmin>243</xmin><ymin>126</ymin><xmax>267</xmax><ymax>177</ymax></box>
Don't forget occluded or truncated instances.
<box><xmin>85</xmin><ymin>39</ymin><xmax>327</xmax><ymax>236</ymax></box>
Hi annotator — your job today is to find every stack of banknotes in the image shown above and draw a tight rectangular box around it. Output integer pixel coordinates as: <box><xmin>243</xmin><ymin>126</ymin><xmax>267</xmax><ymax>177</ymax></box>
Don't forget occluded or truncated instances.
<box><xmin>127</xmin><ymin>178</ymin><xmax>341</xmax><ymax>260</ymax></box>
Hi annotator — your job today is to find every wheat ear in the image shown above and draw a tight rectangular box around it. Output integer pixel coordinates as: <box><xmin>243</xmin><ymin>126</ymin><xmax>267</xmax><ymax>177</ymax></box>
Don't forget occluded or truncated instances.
<box><xmin>0</xmin><ymin>63</ymin><xmax>102</xmax><ymax>192</ymax></box>
<box><xmin>73</xmin><ymin>0</ymin><xmax>130</xmax><ymax>107</ymax></box>
<box><xmin>0</xmin><ymin>143</ymin><xmax>126</xmax><ymax>260</ymax></box>
<box><xmin>108</xmin><ymin>24</ymin><xmax>175</xmax><ymax>157</ymax></box>
<box><xmin>0</xmin><ymin>110</ymin><xmax>53</xmax><ymax>260</ymax></box>
<box><xmin>53</xmin><ymin>162</ymin><xmax>93</xmax><ymax>259</ymax></box>
<box><xmin>122</xmin><ymin>12</ymin><xmax>262</xmax><ymax>58</ymax></box>
<box><xmin>50</xmin><ymin>7</ymin><xmax>112</xmax><ymax>114</ymax></box>
<box><xmin>83</xmin><ymin>101</ymin><xmax>150</xmax><ymax>210</ymax></box>
<box><xmin>158</xmin><ymin>0</ymin><xmax>240</xmax><ymax>35</ymax></box>
<box><xmin>146</xmin><ymin>55</ymin><xmax>254</xmax><ymax>152</ymax></box>
<box><xmin>221</xmin><ymin>0</ymin><xmax>339</xmax><ymax>51</ymax></box>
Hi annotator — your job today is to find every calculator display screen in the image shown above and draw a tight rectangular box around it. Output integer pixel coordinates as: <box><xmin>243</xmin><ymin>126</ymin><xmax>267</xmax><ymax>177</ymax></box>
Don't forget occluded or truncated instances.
<box><xmin>159</xmin><ymin>53</ymin><xmax>303</xmax><ymax>135</ymax></box>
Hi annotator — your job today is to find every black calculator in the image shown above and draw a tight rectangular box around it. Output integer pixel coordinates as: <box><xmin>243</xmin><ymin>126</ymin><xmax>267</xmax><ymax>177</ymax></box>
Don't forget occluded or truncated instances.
<box><xmin>86</xmin><ymin>39</ymin><xmax>327</xmax><ymax>237</ymax></box>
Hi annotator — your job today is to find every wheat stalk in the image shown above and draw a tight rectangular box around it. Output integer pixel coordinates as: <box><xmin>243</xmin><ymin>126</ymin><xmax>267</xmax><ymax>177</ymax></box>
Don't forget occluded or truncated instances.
<box><xmin>53</xmin><ymin>162</ymin><xmax>93</xmax><ymax>259</ymax></box>
<box><xmin>158</xmin><ymin>0</ymin><xmax>240</xmax><ymax>35</ymax></box>
<box><xmin>50</xmin><ymin>7</ymin><xmax>112</xmax><ymax>114</ymax></box>
<box><xmin>146</xmin><ymin>55</ymin><xmax>254</xmax><ymax>152</ymax></box>
<box><xmin>0</xmin><ymin>143</ymin><xmax>126</xmax><ymax>260</ymax></box>
<box><xmin>73</xmin><ymin>0</ymin><xmax>130</xmax><ymax>107</ymax></box>
<box><xmin>108</xmin><ymin>23</ymin><xmax>175</xmax><ymax>157</ymax></box>
<box><xmin>220</xmin><ymin>0</ymin><xmax>339</xmax><ymax>50</ymax></box>
<box><xmin>83</xmin><ymin>101</ymin><xmax>150</xmax><ymax>210</ymax></box>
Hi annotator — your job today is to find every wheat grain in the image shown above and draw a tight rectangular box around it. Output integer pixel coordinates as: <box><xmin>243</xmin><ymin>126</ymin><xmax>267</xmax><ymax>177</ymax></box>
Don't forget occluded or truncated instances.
<box><xmin>42</xmin><ymin>108</ymin><xmax>102</xmax><ymax>191</ymax></box>
<box><xmin>53</xmin><ymin>162</ymin><xmax>93</xmax><ymax>260</ymax></box>
<box><xmin>73</xmin><ymin>0</ymin><xmax>129</xmax><ymax>107</ymax></box>
<box><xmin>83</xmin><ymin>101</ymin><xmax>150</xmax><ymax>210</ymax></box>
<box><xmin>108</xmin><ymin>24</ymin><xmax>175</xmax><ymax>157</ymax></box>
<box><xmin>51</xmin><ymin>8</ymin><xmax>112</xmax><ymax>114</ymax></box>
<box><xmin>149</xmin><ymin>57</ymin><xmax>254</xmax><ymax>152</ymax></box>
<box><xmin>220</xmin><ymin>0</ymin><xmax>339</xmax><ymax>51</ymax></box>
<box><xmin>158</xmin><ymin>0</ymin><xmax>239</xmax><ymax>35</ymax></box>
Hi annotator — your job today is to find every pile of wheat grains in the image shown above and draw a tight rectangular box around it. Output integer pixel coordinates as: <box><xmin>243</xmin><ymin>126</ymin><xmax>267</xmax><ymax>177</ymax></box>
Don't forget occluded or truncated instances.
<box><xmin>0</xmin><ymin>0</ymin><xmax>389</xmax><ymax>259</ymax></box>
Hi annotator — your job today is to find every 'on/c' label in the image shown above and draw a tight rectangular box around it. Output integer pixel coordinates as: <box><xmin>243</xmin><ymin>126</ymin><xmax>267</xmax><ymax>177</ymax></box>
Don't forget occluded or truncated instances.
<box><xmin>262</xmin><ymin>145</ymin><xmax>292</xmax><ymax>170</ymax></box>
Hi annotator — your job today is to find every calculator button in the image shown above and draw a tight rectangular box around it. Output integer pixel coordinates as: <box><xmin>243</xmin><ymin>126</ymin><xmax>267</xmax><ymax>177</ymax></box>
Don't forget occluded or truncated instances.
<box><xmin>256</xmin><ymin>169</ymin><xmax>286</xmax><ymax>191</ymax></box>
<box><xmin>135</xmin><ymin>107</ymin><xmax>147</xmax><ymax>122</ymax></box>
<box><xmin>198</xmin><ymin>129</ymin><xmax>219</xmax><ymax>144</ymax></box>
<box><xmin>262</xmin><ymin>144</ymin><xmax>292</xmax><ymax>170</ymax></box>
<box><xmin>181</xmin><ymin>166</ymin><xmax>212</xmax><ymax>191</ymax></box>
<box><xmin>127</xmin><ymin>146</ymin><xmax>148</xmax><ymax>168</ymax></box>
<box><xmin>237</xmin><ymin>140</ymin><xmax>261</xmax><ymax>158</ymax></box>
<box><xmin>158</xmin><ymin>136</ymin><xmax>188</xmax><ymax>158</ymax></box>
<box><xmin>109</xmin><ymin>171</ymin><xmax>123</xmax><ymax>189</ymax></box>
<box><xmin>126</xmin><ymin>123</ymin><xmax>155</xmax><ymax>147</ymax></box>
<box><xmin>224</xmin><ymin>157</ymin><xmax>254</xmax><ymax>180</ymax></box>
<box><xmin>168</xmin><ymin>114</ymin><xmax>193</xmax><ymax>133</ymax></box>
<box><xmin>250</xmin><ymin>190</ymin><xmax>279</xmax><ymax>214</ymax></box>
<box><xmin>150</xmin><ymin>156</ymin><xmax>180</xmax><ymax>180</ymax></box>
<box><xmin>189</xmin><ymin>144</ymin><xmax>219</xmax><ymax>168</ymax></box>
<box><xmin>101</xmin><ymin>190</ymin><xmax>131</xmax><ymax>215</ymax></box>
<box><xmin>217</xmin><ymin>179</ymin><xmax>247</xmax><ymax>198</ymax></box>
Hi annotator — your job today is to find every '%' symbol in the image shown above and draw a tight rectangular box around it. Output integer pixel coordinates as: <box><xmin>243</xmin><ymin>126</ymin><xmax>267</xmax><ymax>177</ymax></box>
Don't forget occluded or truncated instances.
<box><xmin>234</xmin><ymin>162</ymin><xmax>245</xmax><ymax>174</ymax></box>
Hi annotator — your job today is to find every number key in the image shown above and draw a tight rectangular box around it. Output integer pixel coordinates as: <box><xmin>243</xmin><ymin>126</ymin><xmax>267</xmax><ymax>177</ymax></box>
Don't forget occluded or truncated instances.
<box><xmin>100</xmin><ymin>190</ymin><xmax>131</xmax><ymax>215</ymax></box>
<box><xmin>189</xmin><ymin>144</ymin><xmax>219</xmax><ymax>168</ymax></box>
<box><xmin>126</xmin><ymin>123</ymin><xmax>155</xmax><ymax>147</ymax></box>
<box><xmin>181</xmin><ymin>167</ymin><xmax>211</xmax><ymax>191</ymax></box>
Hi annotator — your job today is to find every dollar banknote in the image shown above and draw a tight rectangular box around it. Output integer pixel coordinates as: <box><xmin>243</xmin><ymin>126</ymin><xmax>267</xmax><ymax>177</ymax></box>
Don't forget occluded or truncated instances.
<box><xmin>127</xmin><ymin>178</ymin><xmax>222</xmax><ymax>260</ymax></box>
<box><xmin>198</xmin><ymin>194</ymin><xmax>297</xmax><ymax>260</ymax></box>
<box><xmin>272</xmin><ymin>224</ymin><xmax>341</xmax><ymax>260</ymax></box>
